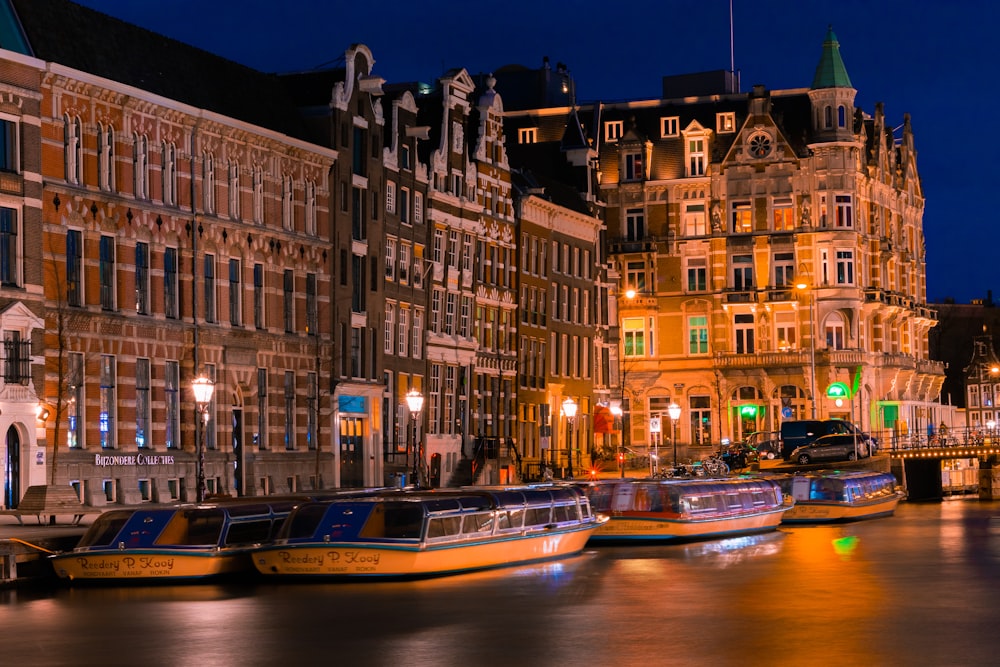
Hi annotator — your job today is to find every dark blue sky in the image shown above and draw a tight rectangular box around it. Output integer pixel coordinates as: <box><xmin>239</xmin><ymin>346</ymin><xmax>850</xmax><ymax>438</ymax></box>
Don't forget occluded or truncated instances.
<box><xmin>75</xmin><ymin>0</ymin><xmax>995</xmax><ymax>304</ymax></box>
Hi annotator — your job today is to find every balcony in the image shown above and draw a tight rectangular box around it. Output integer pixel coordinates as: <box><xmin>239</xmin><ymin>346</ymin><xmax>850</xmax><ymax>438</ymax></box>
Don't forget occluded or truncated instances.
<box><xmin>714</xmin><ymin>350</ymin><xmax>810</xmax><ymax>369</ymax></box>
<box><xmin>609</xmin><ymin>238</ymin><xmax>657</xmax><ymax>254</ymax></box>
<box><xmin>723</xmin><ymin>290</ymin><xmax>756</xmax><ymax>303</ymax></box>
<box><xmin>2</xmin><ymin>339</ymin><xmax>31</xmax><ymax>385</ymax></box>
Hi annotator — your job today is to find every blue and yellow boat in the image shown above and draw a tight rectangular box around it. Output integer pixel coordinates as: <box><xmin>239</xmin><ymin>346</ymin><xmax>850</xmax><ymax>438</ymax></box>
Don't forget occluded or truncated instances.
<box><xmin>252</xmin><ymin>485</ymin><xmax>606</xmax><ymax>579</ymax></box>
<box><xmin>775</xmin><ymin>470</ymin><xmax>904</xmax><ymax>523</ymax></box>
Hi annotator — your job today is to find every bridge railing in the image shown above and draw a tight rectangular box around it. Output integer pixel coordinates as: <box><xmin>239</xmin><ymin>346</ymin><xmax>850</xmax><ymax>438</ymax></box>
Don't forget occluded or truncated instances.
<box><xmin>875</xmin><ymin>426</ymin><xmax>1000</xmax><ymax>452</ymax></box>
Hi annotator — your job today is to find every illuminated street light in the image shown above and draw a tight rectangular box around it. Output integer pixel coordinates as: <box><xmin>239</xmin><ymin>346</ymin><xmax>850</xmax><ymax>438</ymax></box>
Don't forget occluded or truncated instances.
<box><xmin>668</xmin><ymin>402</ymin><xmax>681</xmax><ymax>469</ymax></box>
<box><xmin>191</xmin><ymin>374</ymin><xmax>215</xmax><ymax>503</ymax></box>
<box><xmin>562</xmin><ymin>397</ymin><xmax>578</xmax><ymax>478</ymax></box>
<box><xmin>406</xmin><ymin>388</ymin><xmax>425</xmax><ymax>487</ymax></box>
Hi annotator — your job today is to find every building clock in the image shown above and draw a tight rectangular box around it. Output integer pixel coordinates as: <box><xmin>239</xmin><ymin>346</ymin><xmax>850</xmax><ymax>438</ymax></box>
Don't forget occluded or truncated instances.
<box><xmin>747</xmin><ymin>131</ymin><xmax>772</xmax><ymax>158</ymax></box>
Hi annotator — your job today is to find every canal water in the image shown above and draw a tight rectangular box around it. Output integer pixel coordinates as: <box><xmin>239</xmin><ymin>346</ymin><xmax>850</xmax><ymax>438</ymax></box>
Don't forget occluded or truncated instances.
<box><xmin>3</xmin><ymin>498</ymin><xmax>1000</xmax><ymax>666</ymax></box>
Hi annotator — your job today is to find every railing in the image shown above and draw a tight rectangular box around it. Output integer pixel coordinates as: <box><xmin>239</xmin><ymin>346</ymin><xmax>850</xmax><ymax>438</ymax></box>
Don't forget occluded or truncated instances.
<box><xmin>2</xmin><ymin>339</ymin><xmax>31</xmax><ymax>385</ymax></box>
<box><xmin>875</xmin><ymin>427</ymin><xmax>1000</xmax><ymax>453</ymax></box>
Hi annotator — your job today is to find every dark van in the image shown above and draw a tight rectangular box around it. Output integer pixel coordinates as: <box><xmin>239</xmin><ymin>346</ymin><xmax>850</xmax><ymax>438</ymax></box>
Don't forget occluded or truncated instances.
<box><xmin>779</xmin><ymin>420</ymin><xmax>867</xmax><ymax>460</ymax></box>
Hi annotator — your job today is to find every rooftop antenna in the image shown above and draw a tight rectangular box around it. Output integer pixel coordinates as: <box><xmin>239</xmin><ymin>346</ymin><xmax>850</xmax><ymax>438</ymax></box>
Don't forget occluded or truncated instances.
<box><xmin>729</xmin><ymin>0</ymin><xmax>738</xmax><ymax>92</ymax></box>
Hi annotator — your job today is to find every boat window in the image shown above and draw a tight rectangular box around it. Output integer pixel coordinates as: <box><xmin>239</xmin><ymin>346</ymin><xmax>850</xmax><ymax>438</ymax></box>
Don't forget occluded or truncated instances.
<box><xmin>585</xmin><ymin>484</ymin><xmax>614</xmax><ymax>512</ymax></box>
<box><xmin>282</xmin><ymin>503</ymin><xmax>328</xmax><ymax>539</ymax></box>
<box><xmin>427</xmin><ymin>515</ymin><xmax>462</xmax><ymax>539</ymax></box>
<box><xmin>76</xmin><ymin>511</ymin><xmax>133</xmax><ymax>548</ymax></box>
<box><xmin>551</xmin><ymin>505</ymin><xmax>570</xmax><ymax>523</ymax></box>
<box><xmin>497</xmin><ymin>509</ymin><xmax>525</xmax><ymax>531</ymax></box>
<box><xmin>224</xmin><ymin>519</ymin><xmax>275</xmax><ymax>546</ymax></box>
<box><xmin>493</xmin><ymin>491</ymin><xmax>527</xmax><ymax>506</ymax></box>
<box><xmin>462</xmin><ymin>511</ymin><xmax>494</xmax><ymax>535</ymax></box>
<box><xmin>376</xmin><ymin>503</ymin><xmax>423</xmax><ymax>538</ymax></box>
<box><xmin>524</xmin><ymin>506</ymin><xmax>551</xmax><ymax>527</ymax></box>
<box><xmin>459</xmin><ymin>496</ymin><xmax>493</xmax><ymax>511</ymax></box>
<box><xmin>154</xmin><ymin>509</ymin><xmax>225</xmax><ymax>546</ymax></box>
<box><xmin>424</xmin><ymin>498</ymin><xmax>463</xmax><ymax>514</ymax></box>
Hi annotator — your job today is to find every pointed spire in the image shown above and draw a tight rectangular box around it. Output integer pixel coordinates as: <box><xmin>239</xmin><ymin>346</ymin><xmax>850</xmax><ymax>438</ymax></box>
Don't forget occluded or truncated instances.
<box><xmin>811</xmin><ymin>25</ymin><xmax>853</xmax><ymax>89</ymax></box>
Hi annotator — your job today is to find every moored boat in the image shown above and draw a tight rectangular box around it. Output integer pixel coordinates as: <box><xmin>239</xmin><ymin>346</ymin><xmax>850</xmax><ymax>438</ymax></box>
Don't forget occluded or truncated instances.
<box><xmin>775</xmin><ymin>470</ymin><xmax>904</xmax><ymax>523</ymax></box>
<box><xmin>575</xmin><ymin>477</ymin><xmax>793</xmax><ymax>543</ymax></box>
<box><xmin>50</xmin><ymin>497</ymin><xmax>302</xmax><ymax>582</ymax></box>
<box><xmin>252</xmin><ymin>485</ymin><xmax>606</xmax><ymax>579</ymax></box>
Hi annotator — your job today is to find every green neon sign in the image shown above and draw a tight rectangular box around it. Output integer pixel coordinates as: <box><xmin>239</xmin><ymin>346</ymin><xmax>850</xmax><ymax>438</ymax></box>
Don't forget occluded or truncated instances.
<box><xmin>739</xmin><ymin>405</ymin><xmax>758</xmax><ymax>417</ymax></box>
<box><xmin>826</xmin><ymin>382</ymin><xmax>851</xmax><ymax>399</ymax></box>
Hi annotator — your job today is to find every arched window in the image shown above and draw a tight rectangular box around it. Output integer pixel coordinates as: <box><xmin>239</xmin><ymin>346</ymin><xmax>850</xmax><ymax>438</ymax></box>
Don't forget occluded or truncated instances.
<box><xmin>98</xmin><ymin>124</ymin><xmax>114</xmax><ymax>191</ymax></box>
<box><xmin>64</xmin><ymin>115</ymin><xmax>82</xmax><ymax>184</ymax></box>
<box><xmin>824</xmin><ymin>311</ymin><xmax>847</xmax><ymax>350</ymax></box>
<box><xmin>133</xmin><ymin>133</ymin><xmax>148</xmax><ymax>199</ymax></box>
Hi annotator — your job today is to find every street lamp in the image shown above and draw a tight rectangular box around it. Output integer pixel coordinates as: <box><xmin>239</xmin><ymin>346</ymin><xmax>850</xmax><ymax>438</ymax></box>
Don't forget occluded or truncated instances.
<box><xmin>562</xmin><ymin>397</ymin><xmax>577</xmax><ymax>479</ymax></box>
<box><xmin>191</xmin><ymin>374</ymin><xmax>215</xmax><ymax>503</ymax></box>
<box><xmin>649</xmin><ymin>415</ymin><xmax>662</xmax><ymax>476</ymax></box>
<box><xmin>405</xmin><ymin>388</ymin><xmax>424</xmax><ymax>488</ymax></box>
<box><xmin>795</xmin><ymin>273</ymin><xmax>818</xmax><ymax>419</ymax></box>
<box><xmin>668</xmin><ymin>402</ymin><xmax>681</xmax><ymax>469</ymax></box>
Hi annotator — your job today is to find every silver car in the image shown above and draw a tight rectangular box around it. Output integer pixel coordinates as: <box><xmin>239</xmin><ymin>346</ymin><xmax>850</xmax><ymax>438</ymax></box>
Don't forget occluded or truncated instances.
<box><xmin>789</xmin><ymin>433</ymin><xmax>870</xmax><ymax>465</ymax></box>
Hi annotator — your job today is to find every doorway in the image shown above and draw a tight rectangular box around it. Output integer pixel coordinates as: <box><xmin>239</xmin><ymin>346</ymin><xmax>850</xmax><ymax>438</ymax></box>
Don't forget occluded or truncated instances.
<box><xmin>4</xmin><ymin>425</ymin><xmax>20</xmax><ymax>508</ymax></box>
<box><xmin>232</xmin><ymin>409</ymin><xmax>244</xmax><ymax>497</ymax></box>
<box><xmin>340</xmin><ymin>417</ymin><xmax>365</xmax><ymax>488</ymax></box>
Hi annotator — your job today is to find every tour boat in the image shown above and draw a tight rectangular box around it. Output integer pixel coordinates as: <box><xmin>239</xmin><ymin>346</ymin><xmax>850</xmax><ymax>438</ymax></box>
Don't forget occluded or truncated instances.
<box><xmin>50</xmin><ymin>497</ymin><xmax>304</xmax><ymax>582</ymax></box>
<box><xmin>252</xmin><ymin>485</ymin><xmax>607</xmax><ymax>579</ymax></box>
<box><xmin>775</xmin><ymin>470</ymin><xmax>905</xmax><ymax>523</ymax></box>
<box><xmin>575</xmin><ymin>477</ymin><xmax>793</xmax><ymax>543</ymax></box>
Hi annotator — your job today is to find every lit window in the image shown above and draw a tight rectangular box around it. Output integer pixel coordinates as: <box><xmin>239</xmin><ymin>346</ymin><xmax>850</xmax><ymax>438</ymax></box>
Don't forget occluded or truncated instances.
<box><xmin>518</xmin><ymin>127</ymin><xmax>538</xmax><ymax>144</ymax></box>
<box><xmin>660</xmin><ymin>116</ymin><xmax>679</xmax><ymax>137</ymax></box>
<box><xmin>717</xmin><ymin>112</ymin><xmax>736</xmax><ymax>133</ymax></box>
<box><xmin>731</xmin><ymin>201</ymin><xmax>752</xmax><ymax>233</ymax></box>
<box><xmin>773</xmin><ymin>197</ymin><xmax>794</xmax><ymax>231</ymax></box>
<box><xmin>605</xmin><ymin>121</ymin><xmax>623</xmax><ymax>142</ymax></box>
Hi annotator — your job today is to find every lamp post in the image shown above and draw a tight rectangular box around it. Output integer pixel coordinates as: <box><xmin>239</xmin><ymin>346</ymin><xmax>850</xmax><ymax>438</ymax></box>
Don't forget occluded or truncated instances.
<box><xmin>562</xmin><ymin>397</ymin><xmax>577</xmax><ymax>479</ymax></box>
<box><xmin>405</xmin><ymin>388</ymin><xmax>424</xmax><ymax>488</ymax></box>
<box><xmin>191</xmin><ymin>375</ymin><xmax>215</xmax><ymax>503</ymax></box>
<box><xmin>610</xmin><ymin>404</ymin><xmax>624</xmax><ymax>478</ymax></box>
<box><xmin>795</xmin><ymin>274</ymin><xmax>818</xmax><ymax>419</ymax></box>
<box><xmin>668</xmin><ymin>402</ymin><xmax>681</xmax><ymax>469</ymax></box>
<box><xmin>649</xmin><ymin>416</ymin><xmax>661</xmax><ymax>476</ymax></box>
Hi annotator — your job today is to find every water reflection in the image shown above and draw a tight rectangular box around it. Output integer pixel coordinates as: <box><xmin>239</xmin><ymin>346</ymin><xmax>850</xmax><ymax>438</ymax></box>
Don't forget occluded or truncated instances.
<box><xmin>5</xmin><ymin>500</ymin><xmax>1000</xmax><ymax>666</ymax></box>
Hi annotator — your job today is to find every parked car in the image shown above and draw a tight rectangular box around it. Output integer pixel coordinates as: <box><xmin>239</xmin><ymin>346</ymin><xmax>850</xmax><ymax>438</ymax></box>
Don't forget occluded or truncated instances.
<box><xmin>779</xmin><ymin>420</ymin><xmax>874</xmax><ymax>460</ymax></box>
<box><xmin>789</xmin><ymin>433</ymin><xmax>871</xmax><ymax>465</ymax></box>
<box><xmin>742</xmin><ymin>431</ymin><xmax>781</xmax><ymax>460</ymax></box>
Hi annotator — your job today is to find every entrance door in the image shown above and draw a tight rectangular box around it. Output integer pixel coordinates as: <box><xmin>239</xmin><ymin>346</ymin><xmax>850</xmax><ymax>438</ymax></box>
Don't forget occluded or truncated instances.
<box><xmin>340</xmin><ymin>417</ymin><xmax>365</xmax><ymax>488</ymax></box>
<box><xmin>232</xmin><ymin>409</ymin><xmax>244</xmax><ymax>497</ymax></box>
<box><xmin>4</xmin><ymin>426</ymin><xmax>20</xmax><ymax>508</ymax></box>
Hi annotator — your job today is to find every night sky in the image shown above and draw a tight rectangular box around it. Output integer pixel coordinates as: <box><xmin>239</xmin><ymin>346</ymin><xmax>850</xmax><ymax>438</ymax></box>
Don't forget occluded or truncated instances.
<box><xmin>72</xmin><ymin>0</ymin><xmax>997</xmax><ymax>304</ymax></box>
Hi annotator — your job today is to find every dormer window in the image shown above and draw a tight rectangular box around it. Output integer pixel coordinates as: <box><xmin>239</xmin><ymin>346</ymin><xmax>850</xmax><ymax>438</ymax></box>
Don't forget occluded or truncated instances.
<box><xmin>518</xmin><ymin>127</ymin><xmax>538</xmax><ymax>144</ymax></box>
<box><xmin>660</xmin><ymin>116</ymin><xmax>679</xmax><ymax>138</ymax></box>
<box><xmin>717</xmin><ymin>112</ymin><xmax>736</xmax><ymax>133</ymax></box>
<box><xmin>623</xmin><ymin>151</ymin><xmax>643</xmax><ymax>181</ymax></box>
<box><xmin>685</xmin><ymin>136</ymin><xmax>706</xmax><ymax>177</ymax></box>
<box><xmin>605</xmin><ymin>121</ymin><xmax>623</xmax><ymax>143</ymax></box>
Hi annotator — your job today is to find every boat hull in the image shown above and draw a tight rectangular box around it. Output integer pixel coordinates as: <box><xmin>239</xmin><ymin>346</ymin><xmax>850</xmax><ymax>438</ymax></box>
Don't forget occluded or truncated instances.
<box><xmin>253</xmin><ymin>522</ymin><xmax>602</xmax><ymax>578</ymax></box>
<box><xmin>588</xmin><ymin>504</ymin><xmax>790</xmax><ymax>543</ymax></box>
<box><xmin>50</xmin><ymin>549</ymin><xmax>253</xmax><ymax>582</ymax></box>
<box><xmin>781</xmin><ymin>493</ymin><xmax>903</xmax><ymax>523</ymax></box>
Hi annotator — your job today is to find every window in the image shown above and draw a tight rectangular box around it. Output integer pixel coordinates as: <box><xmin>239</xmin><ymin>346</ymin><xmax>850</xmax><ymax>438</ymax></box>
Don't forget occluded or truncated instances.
<box><xmin>684</xmin><ymin>203</ymin><xmax>706</xmax><ymax>236</ymax></box>
<box><xmin>99</xmin><ymin>235</ymin><xmax>116</xmax><ymax>310</ymax></box>
<box><xmin>775</xmin><ymin>311</ymin><xmax>797</xmax><ymax>350</ymax></box>
<box><xmin>67</xmin><ymin>353</ymin><xmax>84</xmax><ymax>449</ymax></box>
<box><xmin>447</xmin><ymin>230</ymin><xmax>459</xmax><ymax>268</ymax></box>
<box><xmin>385</xmin><ymin>303</ymin><xmax>395</xmax><ymax>354</ymax></box>
<box><xmin>623</xmin><ymin>317</ymin><xmax>646</xmax><ymax>357</ymax></box>
<box><xmin>460</xmin><ymin>296</ymin><xmax>471</xmax><ymax>338</ymax></box>
<box><xmin>688</xmin><ymin>315</ymin><xmax>708</xmax><ymax>354</ymax></box>
<box><xmin>165</xmin><ymin>360</ymin><xmax>179</xmax><ymax>449</ymax></box>
<box><xmin>773</xmin><ymin>252</ymin><xmax>795</xmax><ymax>288</ymax></box>
<box><xmin>0</xmin><ymin>116</ymin><xmax>17</xmax><ymax>172</ymax></box>
<box><xmin>717</xmin><ymin>112</ymin><xmax>736</xmax><ymax>133</ymax></box>
<box><xmin>660</xmin><ymin>116</ymin><xmax>679</xmax><ymax>137</ymax></box>
<box><xmin>204</xmin><ymin>254</ymin><xmax>216</xmax><ymax>323</ymax></box>
<box><xmin>306</xmin><ymin>273</ymin><xmax>317</xmax><ymax>335</ymax></box>
<box><xmin>400</xmin><ymin>187</ymin><xmax>410</xmax><ymax>224</ymax></box>
<box><xmin>400</xmin><ymin>144</ymin><xmax>411</xmax><ymax>169</ymax></box>
<box><xmin>281</xmin><ymin>174</ymin><xmax>293</xmax><ymax>230</ymax></box>
<box><xmin>99</xmin><ymin>124</ymin><xmax>114</xmax><ymax>191</ymax></box>
<box><xmin>229</xmin><ymin>258</ymin><xmax>242</xmax><ymax>326</ymax></box>
<box><xmin>203</xmin><ymin>152</ymin><xmax>216</xmax><ymax>213</ymax></box>
<box><xmin>398</xmin><ymin>307</ymin><xmax>409</xmax><ymax>356</ymax></box>
<box><xmin>735</xmin><ymin>314</ymin><xmax>755</xmax><ymax>354</ymax></box>
<box><xmin>836</xmin><ymin>250</ymin><xmax>855</xmax><ymax>285</ymax></box>
<box><xmin>686</xmin><ymin>257</ymin><xmax>707</xmax><ymax>292</ymax></box>
<box><xmin>162</xmin><ymin>142</ymin><xmax>177</xmax><ymax>206</ymax></box>
<box><xmin>64</xmin><ymin>115</ymin><xmax>82</xmax><ymax>184</ymax></box>
<box><xmin>399</xmin><ymin>243</ymin><xmax>410</xmax><ymax>283</ymax></box>
<box><xmin>283</xmin><ymin>269</ymin><xmax>294</xmax><ymax>332</ymax></box>
<box><xmin>626</xmin><ymin>261</ymin><xmax>647</xmax><ymax>293</ymax></box>
<box><xmin>133</xmin><ymin>133</ymin><xmax>148</xmax><ymax>199</ymax></box>
<box><xmin>307</xmin><ymin>372</ymin><xmax>317</xmax><ymax>451</ymax></box>
<box><xmin>732</xmin><ymin>254</ymin><xmax>753</xmax><ymax>291</ymax></box>
<box><xmin>228</xmin><ymin>160</ymin><xmax>240</xmax><ymax>220</ymax></box>
<box><xmin>205</xmin><ymin>364</ymin><xmax>217</xmax><ymax>451</ymax></box>
<box><xmin>67</xmin><ymin>229</ymin><xmax>82</xmax><ymax>307</ymax></box>
<box><xmin>604</xmin><ymin>121</ymin><xmax>623</xmax><ymax>142</ymax></box>
<box><xmin>834</xmin><ymin>195</ymin><xmax>853</xmax><ymax>228</ymax></box>
<box><xmin>414</xmin><ymin>192</ymin><xmax>423</xmax><ymax>224</ymax></box>
<box><xmin>385</xmin><ymin>238</ymin><xmax>396</xmax><ymax>280</ymax></box>
<box><xmin>99</xmin><ymin>355</ymin><xmax>116</xmax><ymax>449</ymax></box>
<box><xmin>731</xmin><ymin>201</ymin><xmax>752</xmax><ymax>233</ymax></box>
<box><xmin>624</xmin><ymin>151</ymin><xmax>643</xmax><ymax>181</ymax></box>
<box><xmin>445</xmin><ymin>293</ymin><xmax>456</xmax><ymax>335</ymax></box>
<box><xmin>518</xmin><ymin>127</ymin><xmax>537</xmax><ymax>144</ymax></box>
<box><xmin>284</xmin><ymin>371</ymin><xmax>295</xmax><ymax>450</ymax></box>
<box><xmin>352</xmin><ymin>187</ymin><xmax>366</xmax><ymax>240</ymax></box>
<box><xmin>305</xmin><ymin>180</ymin><xmax>317</xmax><ymax>235</ymax></box>
<box><xmin>252</xmin><ymin>165</ymin><xmax>264</xmax><ymax>224</ymax></box>
<box><xmin>164</xmin><ymin>247</ymin><xmax>178</xmax><ymax>318</ymax></box>
<box><xmin>462</xmin><ymin>234</ymin><xmax>473</xmax><ymax>274</ymax></box>
<box><xmin>253</xmin><ymin>263</ymin><xmax>264</xmax><ymax>329</ymax></box>
<box><xmin>257</xmin><ymin>368</ymin><xmax>268</xmax><ymax>450</ymax></box>
<box><xmin>136</xmin><ymin>358</ymin><xmax>150</xmax><ymax>448</ymax></box>
<box><xmin>135</xmin><ymin>242</ymin><xmax>149</xmax><ymax>314</ymax></box>
<box><xmin>386</xmin><ymin>181</ymin><xmax>396</xmax><ymax>214</ymax></box>
<box><xmin>432</xmin><ymin>228</ymin><xmax>444</xmax><ymax>263</ymax></box>
<box><xmin>625</xmin><ymin>208</ymin><xmax>645</xmax><ymax>241</ymax></box>
<box><xmin>0</xmin><ymin>207</ymin><xmax>18</xmax><ymax>286</ymax></box>
<box><xmin>412</xmin><ymin>309</ymin><xmax>423</xmax><ymax>359</ymax></box>
<box><xmin>686</xmin><ymin>137</ymin><xmax>706</xmax><ymax>176</ymax></box>
<box><xmin>2</xmin><ymin>332</ymin><xmax>27</xmax><ymax>385</ymax></box>
<box><xmin>773</xmin><ymin>197</ymin><xmax>794</xmax><ymax>231</ymax></box>
<box><xmin>825</xmin><ymin>312</ymin><xmax>846</xmax><ymax>350</ymax></box>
